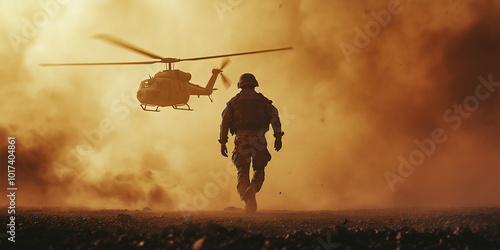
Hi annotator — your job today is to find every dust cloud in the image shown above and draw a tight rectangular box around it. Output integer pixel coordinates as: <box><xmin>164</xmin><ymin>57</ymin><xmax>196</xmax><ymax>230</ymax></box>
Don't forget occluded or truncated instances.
<box><xmin>0</xmin><ymin>0</ymin><xmax>499</xmax><ymax>211</ymax></box>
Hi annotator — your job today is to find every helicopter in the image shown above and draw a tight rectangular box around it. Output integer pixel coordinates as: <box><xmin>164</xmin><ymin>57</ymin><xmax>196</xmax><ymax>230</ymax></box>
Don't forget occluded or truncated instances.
<box><xmin>41</xmin><ymin>34</ymin><xmax>292</xmax><ymax>111</ymax></box>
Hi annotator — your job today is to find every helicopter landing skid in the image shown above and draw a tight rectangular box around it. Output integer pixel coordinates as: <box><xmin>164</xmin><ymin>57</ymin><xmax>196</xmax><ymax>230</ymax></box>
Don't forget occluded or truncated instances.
<box><xmin>172</xmin><ymin>103</ymin><xmax>193</xmax><ymax>111</ymax></box>
<box><xmin>140</xmin><ymin>104</ymin><xmax>160</xmax><ymax>112</ymax></box>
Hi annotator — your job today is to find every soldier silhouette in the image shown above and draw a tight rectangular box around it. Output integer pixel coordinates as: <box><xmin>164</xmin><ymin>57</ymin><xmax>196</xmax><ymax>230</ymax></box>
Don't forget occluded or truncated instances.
<box><xmin>219</xmin><ymin>73</ymin><xmax>283</xmax><ymax>213</ymax></box>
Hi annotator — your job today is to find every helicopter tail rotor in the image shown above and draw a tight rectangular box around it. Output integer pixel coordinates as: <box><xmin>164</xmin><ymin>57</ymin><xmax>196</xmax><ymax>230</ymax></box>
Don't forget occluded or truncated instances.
<box><xmin>220</xmin><ymin>58</ymin><xmax>230</xmax><ymax>70</ymax></box>
<box><xmin>220</xmin><ymin>74</ymin><xmax>231</xmax><ymax>89</ymax></box>
<box><xmin>217</xmin><ymin>58</ymin><xmax>231</xmax><ymax>89</ymax></box>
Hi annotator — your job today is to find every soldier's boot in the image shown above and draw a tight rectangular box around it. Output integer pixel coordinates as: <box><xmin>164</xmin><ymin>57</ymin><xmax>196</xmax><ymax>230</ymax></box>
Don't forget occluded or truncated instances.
<box><xmin>243</xmin><ymin>183</ymin><xmax>258</xmax><ymax>213</ymax></box>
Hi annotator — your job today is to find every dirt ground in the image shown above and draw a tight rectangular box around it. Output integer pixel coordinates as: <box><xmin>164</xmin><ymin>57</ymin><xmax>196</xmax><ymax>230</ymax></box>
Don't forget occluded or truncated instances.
<box><xmin>1</xmin><ymin>207</ymin><xmax>499</xmax><ymax>249</ymax></box>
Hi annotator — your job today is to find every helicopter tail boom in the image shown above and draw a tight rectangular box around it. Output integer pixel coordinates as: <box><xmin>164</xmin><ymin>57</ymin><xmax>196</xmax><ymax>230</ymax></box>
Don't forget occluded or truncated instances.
<box><xmin>204</xmin><ymin>68</ymin><xmax>222</xmax><ymax>95</ymax></box>
<box><xmin>188</xmin><ymin>69</ymin><xmax>220</xmax><ymax>96</ymax></box>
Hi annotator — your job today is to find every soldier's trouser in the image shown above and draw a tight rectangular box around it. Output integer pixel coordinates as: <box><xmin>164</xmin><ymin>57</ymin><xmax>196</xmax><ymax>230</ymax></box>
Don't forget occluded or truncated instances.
<box><xmin>232</xmin><ymin>134</ymin><xmax>272</xmax><ymax>200</ymax></box>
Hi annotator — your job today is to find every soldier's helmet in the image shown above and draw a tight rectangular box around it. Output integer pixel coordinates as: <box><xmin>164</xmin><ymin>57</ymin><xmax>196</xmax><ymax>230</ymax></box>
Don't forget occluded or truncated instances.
<box><xmin>237</xmin><ymin>73</ymin><xmax>259</xmax><ymax>88</ymax></box>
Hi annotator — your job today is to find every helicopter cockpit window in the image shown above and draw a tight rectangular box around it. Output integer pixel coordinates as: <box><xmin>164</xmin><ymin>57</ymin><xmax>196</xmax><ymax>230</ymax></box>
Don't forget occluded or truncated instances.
<box><xmin>142</xmin><ymin>80</ymin><xmax>153</xmax><ymax>88</ymax></box>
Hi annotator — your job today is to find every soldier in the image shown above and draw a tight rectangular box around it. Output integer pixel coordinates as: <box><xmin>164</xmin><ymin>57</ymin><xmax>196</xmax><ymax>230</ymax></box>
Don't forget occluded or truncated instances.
<box><xmin>219</xmin><ymin>73</ymin><xmax>284</xmax><ymax>213</ymax></box>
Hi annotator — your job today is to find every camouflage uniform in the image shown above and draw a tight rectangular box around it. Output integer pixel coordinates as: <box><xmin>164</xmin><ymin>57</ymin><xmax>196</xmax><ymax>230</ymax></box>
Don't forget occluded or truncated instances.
<box><xmin>219</xmin><ymin>88</ymin><xmax>283</xmax><ymax>199</ymax></box>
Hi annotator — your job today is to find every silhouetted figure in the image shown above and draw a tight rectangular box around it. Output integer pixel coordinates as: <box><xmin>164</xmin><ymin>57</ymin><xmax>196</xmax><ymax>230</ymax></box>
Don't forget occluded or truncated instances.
<box><xmin>219</xmin><ymin>73</ymin><xmax>284</xmax><ymax>213</ymax></box>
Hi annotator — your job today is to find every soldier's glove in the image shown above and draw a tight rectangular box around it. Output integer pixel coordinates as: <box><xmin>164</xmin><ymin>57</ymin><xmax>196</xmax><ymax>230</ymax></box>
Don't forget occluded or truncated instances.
<box><xmin>274</xmin><ymin>138</ymin><xmax>282</xmax><ymax>152</ymax></box>
<box><xmin>221</xmin><ymin>143</ymin><xmax>228</xmax><ymax>157</ymax></box>
<box><xmin>274</xmin><ymin>132</ymin><xmax>284</xmax><ymax>152</ymax></box>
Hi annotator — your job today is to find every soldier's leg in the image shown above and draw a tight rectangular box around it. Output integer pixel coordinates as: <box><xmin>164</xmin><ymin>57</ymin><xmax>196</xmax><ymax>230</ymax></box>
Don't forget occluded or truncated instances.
<box><xmin>250</xmin><ymin>148</ymin><xmax>272</xmax><ymax>193</ymax></box>
<box><xmin>232</xmin><ymin>138</ymin><xmax>252</xmax><ymax>200</ymax></box>
<box><xmin>235</xmin><ymin>157</ymin><xmax>251</xmax><ymax>200</ymax></box>
<box><xmin>251</xmin><ymin>159</ymin><xmax>268</xmax><ymax>192</ymax></box>
<box><xmin>242</xmin><ymin>134</ymin><xmax>268</xmax><ymax>192</ymax></box>
<box><xmin>242</xmin><ymin>149</ymin><xmax>269</xmax><ymax>213</ymax></box>
<box><xmin>240</xmin><ymin>136</ymin><xmax>270</xmax><ymax>213</ymax></box>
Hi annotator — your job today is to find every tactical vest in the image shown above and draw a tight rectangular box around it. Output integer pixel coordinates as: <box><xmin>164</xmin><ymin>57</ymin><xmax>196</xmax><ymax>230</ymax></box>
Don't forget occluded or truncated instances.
<box><xmin>232</xmin><ymin>93</ymin><xmax>270</xmax><ymax>132</ymax></box>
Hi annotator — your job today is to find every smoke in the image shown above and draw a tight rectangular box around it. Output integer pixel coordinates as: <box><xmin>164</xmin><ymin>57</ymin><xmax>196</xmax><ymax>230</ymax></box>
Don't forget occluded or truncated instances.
<box><xmin>1</xmin><ymin>0</ymin><xmax>499</xmax><ymax>211</ymax></box>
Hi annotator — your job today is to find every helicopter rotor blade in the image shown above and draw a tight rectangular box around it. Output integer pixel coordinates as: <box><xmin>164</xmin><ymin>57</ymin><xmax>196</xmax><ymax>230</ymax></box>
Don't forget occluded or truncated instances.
<box><xmin>179</xmin><ymin>47</ymin><xmax>293</xmax><ymax>62</ymax></box>
<box><xmin>40</xmin><ymin>45</ymin><xmax>292</xmax><ymax>67</ymax></box>
<box><xmin>220</xmin><ymin>73</ymin><xmax>231</xmax><ymax>89</ymax></box>
<box><xmin>94</xmin><ymin>34</ymin><xmax>164</xmax><ymax>60</ymax></box>
<box><xmin>220</xmin><ymin>58</ymin><xmax>231</xmax><ymax>70</ymax></box>
<box><xmin>40</xmin><ymin>60</ymin><xmax>161</xmax><ymax>66</ymax></box>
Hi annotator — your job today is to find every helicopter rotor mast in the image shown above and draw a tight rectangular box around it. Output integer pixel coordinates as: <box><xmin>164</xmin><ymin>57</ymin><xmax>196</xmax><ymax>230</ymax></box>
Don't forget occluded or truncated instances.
<box><xmin>40</xmin><ymin>34</ymin><xmax>292</xmax><ymax>70</ymax></box>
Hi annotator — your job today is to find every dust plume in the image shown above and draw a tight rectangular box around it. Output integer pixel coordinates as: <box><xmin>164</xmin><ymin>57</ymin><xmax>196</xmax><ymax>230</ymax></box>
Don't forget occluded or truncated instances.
<box><xmin>0</xmin><ymin>0</ymin><xmax>499</xmax><ymax>211</ymax></box>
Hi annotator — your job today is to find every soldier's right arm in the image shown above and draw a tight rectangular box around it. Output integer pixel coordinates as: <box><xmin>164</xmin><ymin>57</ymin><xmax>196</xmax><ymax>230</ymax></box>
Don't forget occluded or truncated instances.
<box><xmin>267</xmin><ymin>103</ymin><xmax>283</xmax><ymax>139</ymax></box>
<box><xmin>266</xmin><ymin>103</ymin><xmax>283</xmax><ymax>151</ymax></box>
<box><xmin>219</xmin><ymin>102</ymin><xmax>233</xmax><ymax>145</ymax></box>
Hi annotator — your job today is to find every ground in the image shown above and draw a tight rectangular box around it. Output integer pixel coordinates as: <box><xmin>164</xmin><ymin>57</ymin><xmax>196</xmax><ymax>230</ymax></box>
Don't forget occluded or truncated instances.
<box><xmin>1</xmin><ymin>207</ymin><xmax>499</xmax><ymax>249</ymax></box>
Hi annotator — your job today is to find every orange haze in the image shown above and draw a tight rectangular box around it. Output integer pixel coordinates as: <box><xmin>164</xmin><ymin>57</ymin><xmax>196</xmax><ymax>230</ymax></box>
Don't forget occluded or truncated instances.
<box><xmin>1</xmin><ymin>0</ymin><xmax>499</xmax><ymax>211</ymax></box>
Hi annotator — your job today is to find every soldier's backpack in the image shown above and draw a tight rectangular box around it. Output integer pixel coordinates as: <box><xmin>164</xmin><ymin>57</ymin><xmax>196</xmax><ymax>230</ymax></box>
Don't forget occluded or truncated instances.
<box><xmin>232</xmin><ymin>92</ymin><xmax>271</xmax><ymax>132</ymax></box>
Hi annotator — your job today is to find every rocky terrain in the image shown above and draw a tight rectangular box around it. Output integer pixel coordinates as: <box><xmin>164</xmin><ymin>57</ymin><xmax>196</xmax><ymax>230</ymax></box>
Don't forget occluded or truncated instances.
<box><xmin>1</xmin><ymin>207</ymin><xmax>499</xmax><ymax>249</ymax></box>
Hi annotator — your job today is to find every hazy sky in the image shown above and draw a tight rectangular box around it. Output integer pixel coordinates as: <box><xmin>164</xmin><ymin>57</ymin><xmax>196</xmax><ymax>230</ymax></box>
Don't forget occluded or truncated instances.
<box><xmin>1</xmin><ymin>0</ymin><xmax>499</xmax><ymax>211</ymax></box>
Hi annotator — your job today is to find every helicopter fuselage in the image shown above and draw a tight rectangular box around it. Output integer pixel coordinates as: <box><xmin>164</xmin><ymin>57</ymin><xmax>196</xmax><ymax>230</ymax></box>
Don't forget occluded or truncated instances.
<box><xmin>136</xmin><ymin>69</ymin><xmax>220</xmax><ymax>111</ymax></box>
